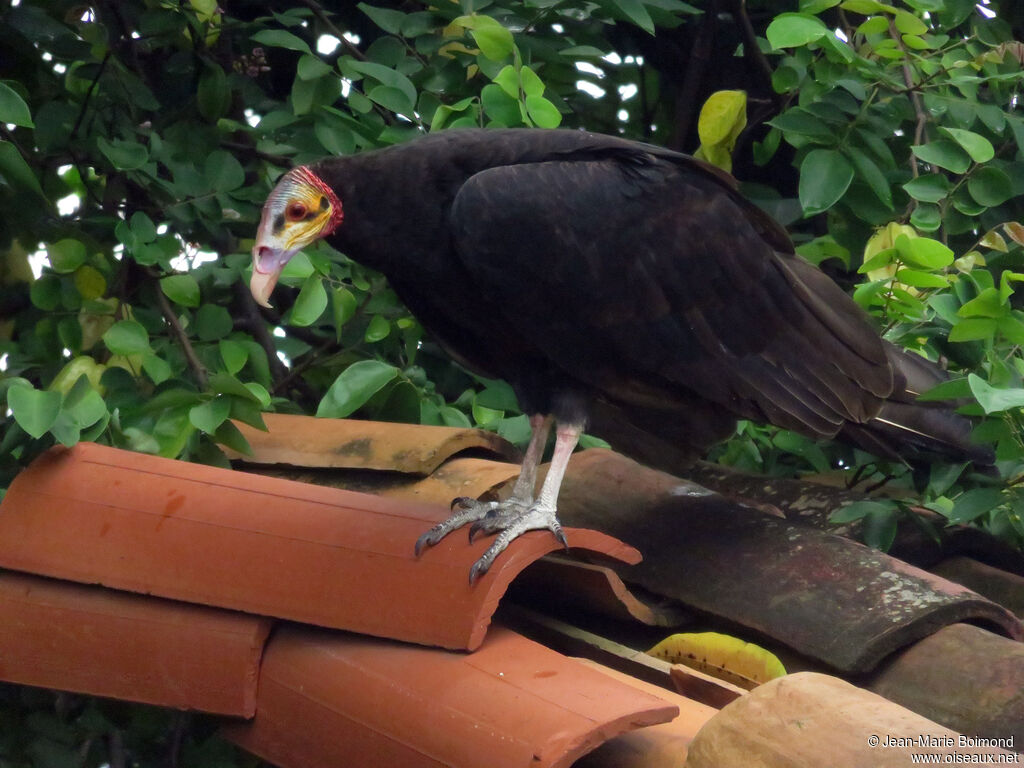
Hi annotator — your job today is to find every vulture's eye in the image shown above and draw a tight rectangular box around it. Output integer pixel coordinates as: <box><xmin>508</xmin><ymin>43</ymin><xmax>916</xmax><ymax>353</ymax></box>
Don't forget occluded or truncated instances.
<box><xmin>286</xmin><ymin>201</ymin><xmax>309</xmax><ymax>221</ymax></box>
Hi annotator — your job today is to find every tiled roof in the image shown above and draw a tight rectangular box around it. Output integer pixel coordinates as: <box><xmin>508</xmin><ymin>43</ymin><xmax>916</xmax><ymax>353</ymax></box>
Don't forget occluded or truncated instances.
<box><xmin>0</xmin><ymin>415</ymin><xmax>1021</xmax><ymax>766</ymax></box>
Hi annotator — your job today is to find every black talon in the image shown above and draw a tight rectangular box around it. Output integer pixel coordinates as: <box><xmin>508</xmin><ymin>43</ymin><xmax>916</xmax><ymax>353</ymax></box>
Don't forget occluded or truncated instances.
<box><xmin>554</xmin><ymin>526</ymin><xmax>569</xmax><ymax>550</ymax></box>
<box><xmin>468</xmin><ymin>521</ymin><xmax>484</xmax><ymax>543</ymax></box>
<box><xmin>414</xmin><ymin>530</ymin><xmax>436</xmax><ymax>557</ymax></box>
<box><xmin>450</xmin><ymin>496</ymin><xmax>472</xmax><ymax>511</ymax></box>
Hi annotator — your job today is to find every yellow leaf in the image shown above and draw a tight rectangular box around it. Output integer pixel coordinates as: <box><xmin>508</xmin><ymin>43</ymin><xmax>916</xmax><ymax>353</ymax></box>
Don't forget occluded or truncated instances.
<box><xmin>49</xmin><ymin>356</ymin><xmax>107</xmax><ymax>395</ymax></box>
<box><xmin>647</xmin><ymin>631</ymin><xmax>786</xmax><ymax>690</ymax></box>
<box><xmin>863</xmin><ymin>221</ymin><xmax>917</xmax><ymax>262</ymax></box>
<box><xmin>697</xmin><ymin>90</ymin><xmax>747</xmax><ymax>147</ymax></box>
<box><xmin>1004</xmin><ymin>222</ymin><xmax>1024</xmax><ymax>247</ymax></box>
<box><xmin>74</xmin><ymin>264</ymin><xmax>107</xmax><ymax>300</ymax></box>
<box><xmin>980</xmin><ymin>230</ymin><xmax>1008</xmax><ymax>252</ymax></box>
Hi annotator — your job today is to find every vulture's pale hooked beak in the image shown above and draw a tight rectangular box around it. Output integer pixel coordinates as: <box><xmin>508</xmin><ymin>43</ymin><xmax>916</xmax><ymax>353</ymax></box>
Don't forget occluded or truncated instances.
<box><xmin>249</xmin><ymin>242</ymin><xmax>294</xmax><ymax>309</ymax></box>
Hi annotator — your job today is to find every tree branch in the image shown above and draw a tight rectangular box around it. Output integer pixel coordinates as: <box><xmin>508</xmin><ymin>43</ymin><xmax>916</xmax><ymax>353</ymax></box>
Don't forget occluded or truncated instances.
<box><xmin>155</xmin><ymin>281</ymin><xmax>208</xmax><ymax>389</ymax></box>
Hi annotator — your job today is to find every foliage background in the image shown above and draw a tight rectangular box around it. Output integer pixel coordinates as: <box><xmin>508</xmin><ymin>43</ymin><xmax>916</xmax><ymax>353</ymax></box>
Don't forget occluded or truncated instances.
<box><xmin>0</xmin><ymin>0</ymin><xmax>1023</xmax><ymax>764</ymax></box>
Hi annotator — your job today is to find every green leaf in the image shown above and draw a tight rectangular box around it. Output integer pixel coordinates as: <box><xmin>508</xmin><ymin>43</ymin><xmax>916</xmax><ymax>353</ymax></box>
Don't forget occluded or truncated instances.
<box><xmin>131</xmin><ymin>211</ymin><xmax>157</xmax><ymax>243</ymax></box>
<box><xmin>214</xmin><ymin>420</ymin><xmax>252</xmax><ymax>455</ymax></box>
<box><xmin>291</xmin><ymin>274</ymin><xmax>328</xmax><ymax>326</ymax></box>
<box><xmin>948</xmin><ymin>317</ymin><xmax>997</xmax><ymax>342</ymax></box>
<box><xmin>894</xmin><ymin>234</ymin><xmax>954</xmax><ymax>269</ymax></box>
<box><xmin>948</xmin><ymin>488</ymin><xmax>1004</xmax><ymax>523</ymax></box>
<box><xmin>843</xmin><ymin>146</ymin><xmax>892</xmax><ymax>209</ymax></box>
<box><xmin>189</xmin><ymin>396</ymin><xmax>231</xmax><ymax>435</ymax></box>
<box><xmin>967</xmin><ymin>167</ymin><xmax>1013</xmax><ymax>207</ymax></box>
<box><xmin>492</xmin><ymin>65</ymin><xmax>519</xmax><ymax>98</ymax></box>
<box><xmin>800</xmin><ymin>0</ymin><xmax>841</xmax><ymax>12</ymax></box>
<box><xmin>0</xmin><ymin>81</ymin><xmax>33</xmax><ymax>127</ymax></box>
<box><xmin>364</xmin><ymin>313</ymin><xmax>390</xmax><ymax>342</ymax></box>
<box><xmin>142</xmin><ymin>352</ymin><xmax>171</xmax><ymax>385</ymax></box>
<box><xmin>863</xmin><ymin>506</ymin><xmax>898</xmax><ymax>551</ymax></box>
<box><xmin>525</xmin><ymin>95</ymin><xmax>562</xmax><ymax>128</ymax></box>
<box><xmin>939</xmin><ymin>128</ymin><xmax>995</xmax><ymax>163</ymax></box>
<box><xmin>47</xmin><ymin>239</ymin><xmax>86</xmax><ymax>273</ymax></box>
<box><xmin>359</xmin><ymin>3</ymin><xmax>405</xmax><ymax>34</ymax></box>
<box><xmin>8</xmin><ymin>384</ymin><xmax>62</xmax><ymax>439</ymax></box>
<box><xmin>766</xmin><ymin>13</ymin><xmax>828</xmax><ymax>49</ymax></box>
<box><xmin>160</xmin><ymin>274</ymin><xmax>200</xmax><ymax>307</ymax></box>
<box><xmin>75</xmin><ymin>265</ymin><xmax>106</xmax><ymax>300</ymax></box>
<box><xmin>896</xmin><ymin>268</ymin><xmax>948</xmax><ymax>288</ymax></box>
<box><xmin>0</xmin><ymin>140</ymin><xmax>45</xmax><ymax>199</ymax></box>
<box><xmin>841</xmin><ymin>0</ymin><xmax>886</xmax><ymax>12</ymax></box>
<box><xmin>103</xmin><ymin>320</ymin><xmax>151</xmax><ymax>355</ymax></box>
<box><xmin>892</xmin><ymin>9</ymin><xmax>927</xmax><ymax>35</ymax></box>
<box><xmin>481</xmin><ymin>83</ymin><xmax>522</xmax><ymax>125</ymax></box>
<box><xmin>251</xmin><ymin>29</ymin><xmax>311</xmax><ymax>55</ymax></box>
<box><xmin>344</xmin><ymin>59</ymin><xmax>418</xmax><ymax>111</ymax></box>
<box><xmin>911</xmin><ymin>140</ymin><xmax>971</xmax><ymax>174</ymax></box>
<box><xmin>829</xmin><ymin>499</ymin><xmax>896</xmax><ymax>524</ymax></box>
<box><xmin>30</xmin><ymin>274</ymin><xmax>61</xmax><ymax>310</ymax></box>
<box><xmin>519</xmin><ymin>66</ymin><xmax>545</xmax><ymax>98</ymax></box>
<box><xmin>316</xmin><ymin>360</ymin><xmax>399</xmax><ymax>418</ymax></box>
<box><xmin>910</xmin><ymin>203</ymin><xmax>941</xmax><ymax>232</ymax></box>
<box><xmin>219</xmin><ymin>339</ymin><xmax>249</xmax><ymax>374</ymax></box>
<box><xmin>367</xmin><ymin>85</ymin><xmax>415</xmax><ymax>116</ymax></box>
<box><xmin>799</xmin><ymin>149</ymin><xmax>854</xmax><ymax>216</ymax></box>
<box><xmin>195</xmin><ymin>304</ymin><xmax>233</xmax><ymax>341</ymax></box>
<box><xmin>331</xmin><ymin>286</ymin><xmax>357</xmax><ymax>340</ymax></box>
<box><xmin>471</xmin><ymin>24</ymin><xmax>515</xmax><ymax>60</ymax></box>
<box><xmin>205</xmin><ymin>150</ymin><xmax>245</xmax><ymax>192</ymax></box>
<box><xmin>902</xmin><ymin>173</ymin><xmax>951</xmax><ymax>203</ymax></box>
<box><xmin>968</xmin><ymin>374</ymin><xmax>1024</xmax><ymax>414</ymax></box>
<box><xmin>97</xmin><ymin>137</ymin><xmax>149</xmax><ymax>170</ymax></box>
<box><xmin>197</xmin><ymin>63</ymin><xmax>229</xmax><ymax>121</ymax></box>
<box><xmin>613</xmin><ymin>0</ymin><xmax>655</xmax><ymax>34</ymax></box>
<box><xmin>957</xmin><ymin>287</ymin><xmax>1004</xmax><ymax>318</ymax></box>
<box><xmin>297</xmin><ymin>54</ymin><xmax>332</xmax><ymax>81</ymax></box>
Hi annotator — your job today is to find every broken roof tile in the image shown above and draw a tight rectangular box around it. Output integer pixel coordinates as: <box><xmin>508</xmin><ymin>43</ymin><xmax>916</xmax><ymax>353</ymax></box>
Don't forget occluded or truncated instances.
<box><xmin>549</xmin><ymin>449</ymin><xmax>1023</xmax><ymax>672</ymax></box>
<box><xmin>229</xmin><ymin>413</ymin><xmax>518</xmax><ymax>474</ymax></box>
<box><xmin>685</xmin><ymin>672</ymin><xmax>1017</xmax><ymax>767</ymax></box>
<box><xmin>0</xmin><ymin>443</ymin><xmax>638</xmax><ymax>651</ymax></box>
<box><xmin>0</xmin><ymin>570</ymin><xmax>269</xmax><ymax>716</ymax></box>
<box><xmin>220</xmin><ymin>624</ymin><xmax>678</xmax><ymax>768</ymax></box>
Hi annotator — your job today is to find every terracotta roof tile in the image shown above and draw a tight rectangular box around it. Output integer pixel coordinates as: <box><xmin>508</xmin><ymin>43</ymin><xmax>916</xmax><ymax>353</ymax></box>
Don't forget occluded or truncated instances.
<box><xmin>685</xmin><ymin>672</ymin><xmax>1017</xmax><ymax>767</ymax></box>
<box><xmin>220</xmin><ymin>624</ymin><xmax>679</xmax><ymax>768</ymax></box>
<box><xmin>0</xmin><ymin>443</ymin><xmax>638</xmax><ymax>651</ymax></box>
<box><xmin>571</xmin><ymin>658</ymin><xmax>717</xmax><ymax>768</ymax></box>
<box><xmin>548</xmin><ymin>449</ymin><xmax>1023</xmax><ymax>672</ymax></box>
<box><xmin>0</xmin><ymin>570</ymin><xmax>269</xmax><ymax>715</ymax></box>
<box><xmin>229</xmin><ymin>413</ymin><xmax>518</xmax><ymax>473</ymax></box>
<box><xmin>867</xmin><ymin>623</ymin><xmax>1024</xmax><ymax>747</ymax></box>
<box><xmin>932</xmin><ymin>556</ymin><xmax>1024</xmax><ymax>618</ymax></box>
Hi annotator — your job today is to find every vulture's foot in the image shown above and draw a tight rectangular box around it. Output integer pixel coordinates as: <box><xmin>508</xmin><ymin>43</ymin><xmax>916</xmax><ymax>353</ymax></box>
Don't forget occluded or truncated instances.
<box><xmin>414</xmin><ymin>496</ymin><xmax>568</xmax><ymax>583</ymax></box>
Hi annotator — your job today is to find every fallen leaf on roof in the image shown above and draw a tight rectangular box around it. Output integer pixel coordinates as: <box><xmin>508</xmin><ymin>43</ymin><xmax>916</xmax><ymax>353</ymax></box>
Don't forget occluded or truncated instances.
<box><xmin>648</xmin><ymin>631</ymin><xmax>787</xmax><ymax>689</ymax></box>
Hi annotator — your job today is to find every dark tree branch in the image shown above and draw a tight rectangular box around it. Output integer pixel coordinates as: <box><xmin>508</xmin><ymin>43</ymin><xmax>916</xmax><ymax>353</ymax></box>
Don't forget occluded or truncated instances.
<box><xmin>233</xmin><ymin>281</ymin><xmax>289</xmax><ymax>385</ymax></box>
<box><xmin>728</xmin><ymin>0</ymin><xmax>782</xmax><ymax>110</ymax></box>
<box><xmin>154</xmin><ymin>279</ymin><xmax>208</xmax><ymax>388</ymax></box>
<box><xmin>669</xmin><ymin>0</ymin><xmax>720</xmax><ymax>151</ymax></box>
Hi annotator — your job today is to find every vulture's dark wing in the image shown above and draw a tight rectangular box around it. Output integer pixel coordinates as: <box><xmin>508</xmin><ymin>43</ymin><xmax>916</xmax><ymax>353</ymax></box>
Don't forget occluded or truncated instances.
<box><xmin>449</xmin><ymin>152</ymin><xmax>894</xmax><ymax>437</ymax></box>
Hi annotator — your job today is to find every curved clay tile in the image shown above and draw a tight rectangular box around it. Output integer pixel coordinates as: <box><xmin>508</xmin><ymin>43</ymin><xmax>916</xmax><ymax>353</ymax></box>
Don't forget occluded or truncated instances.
<box><xmin>0</xmin><ymin>570</ymin><xmax>269</xmax><ymax>715</ymax></box>
<box><xmin>549</xmin><ymin>449</ymin><xmax>1023</xmax><ymax>672</ymax></box>
<box><xmin>0</xmin><ymin>443</ymin><xmax>639</xmax><ymax>651</ymax></box>
<box><xmin>227</xmin><ymin>413</ymin><xmax>519</xmax><ymax>473</ymax></box>
<box><xmin>221</xmin><ymin>625</ymin><xmax>678</xmax><ymax>768</ymax></box>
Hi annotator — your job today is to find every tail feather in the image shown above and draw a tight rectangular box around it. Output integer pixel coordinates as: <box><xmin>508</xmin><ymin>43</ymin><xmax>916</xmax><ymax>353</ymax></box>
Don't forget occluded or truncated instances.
<box><xmin>838</xmin><ymin>343</ymin><xmax>993</xmax><ymax>466</ymax></box>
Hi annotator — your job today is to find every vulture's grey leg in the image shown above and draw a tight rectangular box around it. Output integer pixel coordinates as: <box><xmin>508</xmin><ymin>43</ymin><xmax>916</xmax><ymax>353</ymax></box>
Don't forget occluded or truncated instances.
<box><xmin>414</xmin><ymin>415</ymin><xmax>581</xmax><ymax>582</ymax></box>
